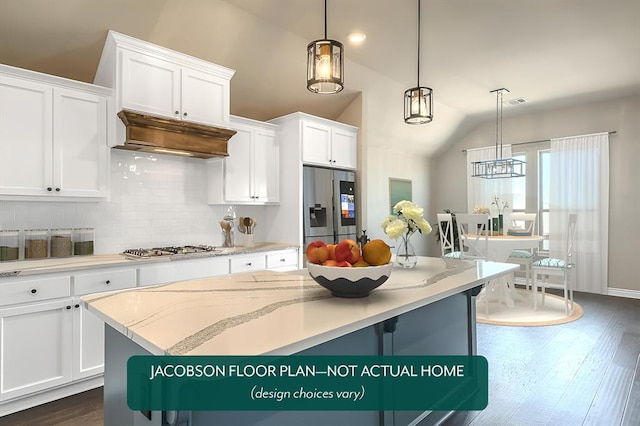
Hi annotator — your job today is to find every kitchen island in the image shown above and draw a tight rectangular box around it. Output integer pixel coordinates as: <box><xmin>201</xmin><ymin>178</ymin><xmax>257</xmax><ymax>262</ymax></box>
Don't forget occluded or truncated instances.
<box><xmin>83</xmin><ymin>256</ymin><xmax>518</xmax><ymax>426</ymax></box>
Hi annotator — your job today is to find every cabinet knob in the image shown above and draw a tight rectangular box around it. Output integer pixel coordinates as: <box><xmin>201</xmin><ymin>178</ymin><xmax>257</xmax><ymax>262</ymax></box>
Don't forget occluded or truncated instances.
<box><xmin>47</xmin><ymin>187</ymin><xmax>53</xmax><ymax>192</ymax></box>
<box><xmin>30</xmin><ymin>288</ymin><xmax>38</xmax><ymax>294</ymax></box>
<box><xmin>280</xmin><ymin>258</ymin><xmax>285</xmax><ymax>262</ymax></box>
<box><xmin>75</xmin><ymin>304</ymin><xmax>80</xmax><ymax>309</ymax></box>
<box><xmin>175</xmin><ymin>110</ymin><xmax>180</xmax><ymax>115</ymax></box>
<box><xmin>246</xmin><ymin>262</ymin><xmax>252</xmax><ymax>266</ymax></box>
<box><xmin>66</xmin><ymin>305</ymin><xmax>72</xmax><ymax>310</ymax></box>
<box><xmin>105</xmin><ymin>280</ymin><xmax>111</xmax><ymax>285</ymax></box>
<box><xmin>183</xmin><ymin>112</ymin><xmax>188</xmax><ymax>117</ymax></box>
<box><xmin>55</xmin><ymin>187</ymin><xmax>61</xmax><ymax>192</ymax></box>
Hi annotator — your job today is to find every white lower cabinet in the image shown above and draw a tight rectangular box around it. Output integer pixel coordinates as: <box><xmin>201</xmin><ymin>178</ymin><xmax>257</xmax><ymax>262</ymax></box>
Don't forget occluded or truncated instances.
<box><xmin>0</xmin><ymin>296</ymin><xmax>106</xmax><ymax>404</ymax></box>
<box><xmin>72</xmin><ymin>297</ymin><xmax>105</xmax><ymax>381</ymax></box>
<box><xmin>0</xmin><ymin>266</ymin><xmax>136</xmax><ymax>414</ymax></box>
<box><xmin>230</xmin><ymin>254</ymin><xmax>267</xmax><ymax>274</ymax></box>
<box><xmin>230</xmin><ymin>249</ymin><xmax>299</xmax><ymax>273</ymax></box>
<box><xmin>266</xmin><ymin>249</ymin><xmax>299</xmax><ymax>272</ymax></box>
<box><xmin>0</xmin><ymin>249</ymin><xmax>297</xmax><ymax>414</ymax></box>
<box><xmin>0</xmin><ymin>299</ymin><xmax>73</xmax><ymax>402</ymax></box>
<box><xmin>138</xmin><ymin>257</ymin><xmax>229</xmax><ymax>287</ymax></box>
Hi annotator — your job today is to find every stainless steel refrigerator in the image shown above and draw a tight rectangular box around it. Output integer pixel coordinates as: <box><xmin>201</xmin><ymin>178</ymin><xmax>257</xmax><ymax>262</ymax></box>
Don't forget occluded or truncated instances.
<box><xmin>303</xmin><ymin>166</ymin><xmax>357</xmax><ymax>247</ymax></box>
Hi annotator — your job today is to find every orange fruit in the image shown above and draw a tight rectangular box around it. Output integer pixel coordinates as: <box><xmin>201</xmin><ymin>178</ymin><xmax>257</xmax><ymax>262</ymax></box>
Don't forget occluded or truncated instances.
<box><xmin>362</xmin><ymin>239</ymin><xmax>392</xmax><ymax>266</ymax></box>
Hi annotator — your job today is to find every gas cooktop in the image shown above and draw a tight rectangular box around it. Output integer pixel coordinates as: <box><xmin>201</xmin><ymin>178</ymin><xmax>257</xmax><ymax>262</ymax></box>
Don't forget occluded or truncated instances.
<box><xmin>122</xmin><ymin>245</ymin><xmax>218</xmax><ymax>259</ymax></box>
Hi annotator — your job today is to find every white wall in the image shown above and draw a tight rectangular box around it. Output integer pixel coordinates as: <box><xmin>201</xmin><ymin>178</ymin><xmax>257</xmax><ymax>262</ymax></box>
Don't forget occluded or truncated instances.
<box><xmin>431</xmin><ymin>94</ymin><xmax>640</xmax><ymax>292</ymax></box>
<box><xmin>363</xmin><ymin>147</ymin><xmax>432</xmax><ymax>256</ymax></box>
<box><xmin>0</xmin><ymin>150</ymin><xmax>269</xmax><ymax>255</ymax></box>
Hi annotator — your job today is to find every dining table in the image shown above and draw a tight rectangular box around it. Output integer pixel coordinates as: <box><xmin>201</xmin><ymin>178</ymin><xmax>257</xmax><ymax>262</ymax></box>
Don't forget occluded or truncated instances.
<box><xmin>464</xmin><ymin>234</ymin><xmax>544</xmax><ymax>309</ymax></box>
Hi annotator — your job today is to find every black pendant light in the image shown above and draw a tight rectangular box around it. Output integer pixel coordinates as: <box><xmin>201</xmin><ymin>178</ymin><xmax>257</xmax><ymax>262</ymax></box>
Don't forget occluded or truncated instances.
<box><xmin>307</xmin><ymin>0</ymin><xmax>344</xmax><ymax>94</ymax></box>
<box><xmin>404</xmin><ymin>0</ymin><xmax>433</xmax><ymax>124</ymax></box>
<box><xmin>471</xmin><ymin>88</ymin><xmax>526</xmax><ymax>178</ymax></box>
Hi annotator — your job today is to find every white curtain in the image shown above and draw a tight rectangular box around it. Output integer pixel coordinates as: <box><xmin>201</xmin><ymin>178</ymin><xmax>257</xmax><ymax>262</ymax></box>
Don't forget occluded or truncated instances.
<box><xmin>550</xmin><ymin>132</ymin><xmax>609</xmax><ymax>294</ymax></box>
<box><xmin>466</xmin><ymin>145</ymin><xmax>514</xmax><ymax>213</ymax></box>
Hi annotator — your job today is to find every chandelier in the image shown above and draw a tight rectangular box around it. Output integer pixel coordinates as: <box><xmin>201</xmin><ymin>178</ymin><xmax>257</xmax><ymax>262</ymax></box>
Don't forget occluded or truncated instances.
<box><xmin>306</xmin><ymin>0</ymin><xmax>344</xmax><ymax>94</ymax></box>
<box><xmin>471</xmin><ymin>88</ymin><xmax>525</xmax><ymax>178</ymax></box>
<box><xmin>404</xmin><ymin>0</ymin><xmax>433</xmax><ymax>124</ymax></box>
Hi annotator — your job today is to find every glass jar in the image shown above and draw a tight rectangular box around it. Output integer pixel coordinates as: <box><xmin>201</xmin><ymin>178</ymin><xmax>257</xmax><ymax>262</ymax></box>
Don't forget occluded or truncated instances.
<box><xmin>0</xmin><ymin>230</ymin><xmax>20</xmax><ymax>261</ymax></box>
<box><xmin>73</xmin><ymin>228</ymin><xmax>94</xmax><ymax>256</ymax></box>
<box><xmin>25</xmin><ymin>229</ymin><xmax>49</xmax><ymax>259</ymax></box>
<box><xmin>50</xmin><ymin>228</ymin><xmax>73</xmax><ymax>258</ymax></box>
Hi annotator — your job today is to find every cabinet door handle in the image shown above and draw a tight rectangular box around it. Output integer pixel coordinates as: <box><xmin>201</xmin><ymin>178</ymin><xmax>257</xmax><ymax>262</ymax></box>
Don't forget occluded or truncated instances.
<box><xmin>105</xmin><ymin>280</ymin><xmax>111</xmax><ymax>285</ymax></box>
<box><xmin>175</xmin><ymin>110</ymin><xmax>180</xmax><ymax>115</ymax></box>
<box><xmin>246</xmin><ymin>262</ymin><xmax>252</xmax><ymax>266</ymax></box>
<box><xmin>66</xmin><ymin>305</ymin><xmax>72</xmax><ymax>310</ymax></box>
<box><xmin>55</xmin><ymin>187</ymin><xmax>61</xmax><ymax>192</ymax></box>
<box><xmin>280</xmin><ymin>258</ymin><xmax>285</xmax><ymax>262</ymax></box>
<box><xmin>183</xmin><ymin>112</ymin><xmax>188</xmax><ymax>117</ymax></box>
<box><xmin>46</xmin><ymin>187</ymin><xmax>53</xmax><ymax>192</ymax></box>
<box><xmin>75</xmin><ymin>304</ymin><xmax>80</xmax><ymax>309</ymax></box>
<box><xmin>30</xmin><ymin>288</ymin><xmax>38</xmax><ymax>294</ymax></box>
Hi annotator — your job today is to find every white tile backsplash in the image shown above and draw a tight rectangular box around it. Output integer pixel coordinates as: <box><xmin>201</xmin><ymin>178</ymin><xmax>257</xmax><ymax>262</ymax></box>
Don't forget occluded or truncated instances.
<box><xmin>0</xmin><ymin>150</ymin><xmax>268</xmax><ymax>254</ymax></box>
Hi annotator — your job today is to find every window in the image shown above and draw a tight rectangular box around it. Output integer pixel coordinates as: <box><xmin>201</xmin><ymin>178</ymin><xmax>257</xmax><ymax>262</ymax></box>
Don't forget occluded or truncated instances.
<box><xmin>539</xmin><ymin>150</ymin><xmax>550</xmax><ymax>250</ymax></box>
<box><xmin>505</xmin><ymin>143</ymin><xmax>550</xmax><ymax>252</ymax></box>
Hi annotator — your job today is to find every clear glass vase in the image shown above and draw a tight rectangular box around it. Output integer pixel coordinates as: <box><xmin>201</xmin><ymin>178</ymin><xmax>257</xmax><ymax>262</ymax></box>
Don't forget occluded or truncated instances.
<box><xmin>396</xmin><ymin>234</ymin><xmax>417</xmax><ymax>269</ymax></box>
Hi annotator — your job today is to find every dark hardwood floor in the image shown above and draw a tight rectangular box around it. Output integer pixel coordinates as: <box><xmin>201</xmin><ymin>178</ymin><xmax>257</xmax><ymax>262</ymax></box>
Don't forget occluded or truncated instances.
<box><xmin>2</xmin><ymin>291</ymin><xmax>639</xmax><ymax>426</ymax></box>
<box><xmin>445</xmin><ymin>291</ymin><xmax>640</xmax><ymax>426</ymax></box>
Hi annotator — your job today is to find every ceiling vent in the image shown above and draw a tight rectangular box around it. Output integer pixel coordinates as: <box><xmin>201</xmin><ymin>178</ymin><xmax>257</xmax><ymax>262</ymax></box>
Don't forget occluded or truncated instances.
<box><xmin>504</xmin><ymin>97</ymin><xmax>527</xmax><ymax>106</ymax></box>
<box><xmin>116</xmin><ymin>110</ymin><xmax>237</xmax><ymax>159</ymax></box>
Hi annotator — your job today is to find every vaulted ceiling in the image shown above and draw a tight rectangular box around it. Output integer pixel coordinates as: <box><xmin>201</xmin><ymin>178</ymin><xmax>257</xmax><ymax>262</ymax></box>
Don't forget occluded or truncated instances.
<box><xmin>1</xmin><ymin>0</ymin><xmax>638</xmax><ymax>155</ymax></box>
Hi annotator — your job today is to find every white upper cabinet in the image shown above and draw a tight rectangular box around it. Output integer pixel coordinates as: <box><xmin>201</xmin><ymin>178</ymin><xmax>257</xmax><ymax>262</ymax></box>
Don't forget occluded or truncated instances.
<box><xmin>329</xmin><ymin>127</ymin><xmax>358</xmax><ymax>170</ymax></box>
<box><xmin>181</xmin><ymin>67</ymin><xmax>229</xmax><ymax>126</ymax></box>
<box><xmin>208</xmin><ymin>116</ymin><xmax>279</xmax><ymax>205</ymax></box>
<box><xmin>300</xmin><ymin>120</ymin><xmax>331</xmax><ymax>166</ymax></box>
<box><xmin>53</xmin><ymin>88</ymin><xmax>108</xmax><ymax>197</ymax></box>
<box><xmin>301</xmin><ymin>117</ymin><xmax>358</xmax><ymax>170</ymax></box>
<box><xmin>94</xmin><ymin>30</ymin><xmax>235</xmax><ymax>147</ymax></box>
<box><xmin>119</xmin><ymin>49</ymin><xmax>181</xmax><ymax>118</ymax></box>
<box><xmin>0</xmin><ymin>65</ymin><xmax>109</xmax><ymax>200</ymax></box>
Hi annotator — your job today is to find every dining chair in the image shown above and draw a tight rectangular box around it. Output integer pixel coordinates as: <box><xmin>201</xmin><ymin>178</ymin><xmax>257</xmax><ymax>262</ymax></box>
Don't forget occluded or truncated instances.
<box><xmin>532</xmin><ymin>213</ymin><xmax>577</xmax><ymax>315</ymax></box>
<box><xmin>455</xmin><ymin>214</ymin><xmax>499</xmax><ymax>317</ymax></box>
<box><xmin>454</xmin><ymin>214</ymin><xmax>489</xmax><ymax>260</ymax></box>
<box><xmin>437</xmin><ymin>213</ymin><xmax>462</xmax><ymax>258</ymax></box>
<box><xmin>507</xmin><ymin>212</ymin><xmax>537</xmax><ymax>291</ymax></box>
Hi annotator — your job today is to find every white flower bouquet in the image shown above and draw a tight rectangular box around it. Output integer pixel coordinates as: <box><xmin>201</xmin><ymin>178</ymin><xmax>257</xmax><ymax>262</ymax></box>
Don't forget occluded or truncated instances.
<box><xmin>381</xmin><ymin>200</ymin><xmax>432</xmax><ymax>268</ymax></box>
<box><xmin>472</xmin><ymin>205</ymin><xmax>490</xmax><ymax>215</ymax></box>
<box><xmin>381</xmin><ymin>200</ymin><xmax>432</xmax><ymax>239</ymax></box>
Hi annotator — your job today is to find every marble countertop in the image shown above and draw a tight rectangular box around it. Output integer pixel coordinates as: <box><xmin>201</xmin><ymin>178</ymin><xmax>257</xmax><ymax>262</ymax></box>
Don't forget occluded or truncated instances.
<box><xmin>0</xmin><ymin>242</ymin><xmax>298</xmax><ymax>278</ymax></box>
<box><xmin>82</xmin><ymin>257</ymin><xmax>518</xmax><ymax>356</ymax></box>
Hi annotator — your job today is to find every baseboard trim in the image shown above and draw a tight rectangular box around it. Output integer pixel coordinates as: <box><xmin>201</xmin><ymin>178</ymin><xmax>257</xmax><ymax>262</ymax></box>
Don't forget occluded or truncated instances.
<box><xmin>608</xmin><ymin>288</ymin><xmax>640</xmax><ymax>299</ymax></box>
<box><xmin>514</xmin><ymin>279</ymin><xmax>640</xmax><ymax>300</ymax></box>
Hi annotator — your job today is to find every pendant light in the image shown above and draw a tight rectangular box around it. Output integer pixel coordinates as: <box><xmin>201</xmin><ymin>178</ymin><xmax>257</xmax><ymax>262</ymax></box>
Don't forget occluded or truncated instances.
<box><xmin>471</xmin><ymin>88</ymin><xmax>526</xmax><ymax>178</ymax></box>
<box><xmin>404</xmin><ymin>0</ymin><xmax>433</xmax><ymax>124</ymax></box>
<box><xmin>307</xmin><ymin>0</ymin><xmax>344</xmax><ymax>94</ymax></box>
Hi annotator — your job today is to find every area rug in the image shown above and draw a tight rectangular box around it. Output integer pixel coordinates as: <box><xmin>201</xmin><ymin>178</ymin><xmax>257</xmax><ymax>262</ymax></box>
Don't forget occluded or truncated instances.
<box><xmin>476</xmin><ymin>289</ymin><xmax>584</xmax><ymax>326</ymax></box>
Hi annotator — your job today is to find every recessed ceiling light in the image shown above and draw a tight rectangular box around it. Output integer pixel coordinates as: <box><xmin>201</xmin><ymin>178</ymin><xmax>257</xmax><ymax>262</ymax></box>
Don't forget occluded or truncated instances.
<box><xmin>504</xmin><ymin>97</ymin><xmax>528</xmax><ymax>106</ymax></box>
<box><xmin>347</xmin><ymin>32</ymin><xmax>366</xmax><ymax>44</ymax></box>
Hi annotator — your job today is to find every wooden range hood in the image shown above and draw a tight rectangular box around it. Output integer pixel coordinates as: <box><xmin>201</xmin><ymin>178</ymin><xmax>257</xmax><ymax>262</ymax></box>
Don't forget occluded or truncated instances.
<box><xmin>116</xmin><ymin>110</ymin><xmax>237</xmax><ymax>159</ymax></box>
